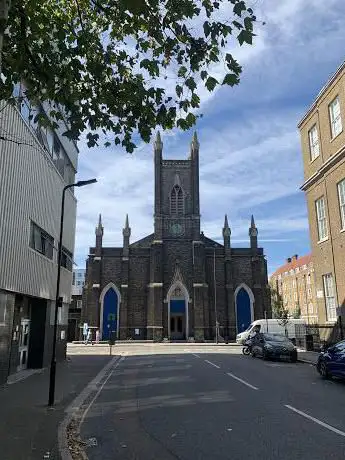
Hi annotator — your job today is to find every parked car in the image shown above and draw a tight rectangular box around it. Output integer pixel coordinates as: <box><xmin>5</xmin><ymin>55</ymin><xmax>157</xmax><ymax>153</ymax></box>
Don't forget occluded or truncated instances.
<box><xmin>236</xmin><ymin>319</ymin><xmax>306</xmax><ymax>345</ymax></box>
<box><xmin>251</xmin><ymin>333</ymin><xmax>297</xmax><ymax>362</ymax></box>
<box><xmin>316</xmin><ymin>340</ymin><xmax>345</xmax><ymax>379</ymax></box>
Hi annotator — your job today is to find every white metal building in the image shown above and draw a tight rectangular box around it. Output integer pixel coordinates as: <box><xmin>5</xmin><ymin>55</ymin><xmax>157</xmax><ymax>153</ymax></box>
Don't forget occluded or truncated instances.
<box><xmin>0</xmin><ymin>87</ymin><xmax>78</xmax><ymax>384</ymax></box>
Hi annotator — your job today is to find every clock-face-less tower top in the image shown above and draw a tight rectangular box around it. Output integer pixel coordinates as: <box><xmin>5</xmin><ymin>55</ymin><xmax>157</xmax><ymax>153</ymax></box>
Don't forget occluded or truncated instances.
<box><xmin>154</xmin><ymin>132</ymin><xmax>200</xmax><ymax>241</ymax></box>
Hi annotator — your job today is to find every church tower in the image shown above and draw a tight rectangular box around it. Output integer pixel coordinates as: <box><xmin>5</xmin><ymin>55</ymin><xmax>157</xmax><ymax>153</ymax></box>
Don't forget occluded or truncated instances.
<box><xmin>153</xmin><ymin>132</ymin><xmax>201</xmax><ymax>241</ymax></box>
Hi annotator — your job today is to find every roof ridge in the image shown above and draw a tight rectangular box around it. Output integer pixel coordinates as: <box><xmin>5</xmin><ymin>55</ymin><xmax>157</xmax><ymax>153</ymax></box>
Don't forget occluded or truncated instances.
<box><xmin>271</xmin><ymin>254</ymin><xmax>312</xmax><ymax>277</ymax></box>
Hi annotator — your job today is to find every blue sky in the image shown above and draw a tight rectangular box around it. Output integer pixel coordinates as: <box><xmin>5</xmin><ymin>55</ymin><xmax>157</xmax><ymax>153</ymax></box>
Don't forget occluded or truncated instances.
<box><xmin>74</xmin><ymin>0</ymin><xmax>345</xmax><ymax>275</ymax></box>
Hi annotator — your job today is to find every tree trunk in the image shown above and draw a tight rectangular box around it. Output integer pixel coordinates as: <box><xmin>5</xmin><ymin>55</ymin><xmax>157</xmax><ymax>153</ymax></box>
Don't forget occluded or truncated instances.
<box><xmin>0</xmin><ymin>0</ymin><xmax>11</xmax><ymax>75</ymax></box>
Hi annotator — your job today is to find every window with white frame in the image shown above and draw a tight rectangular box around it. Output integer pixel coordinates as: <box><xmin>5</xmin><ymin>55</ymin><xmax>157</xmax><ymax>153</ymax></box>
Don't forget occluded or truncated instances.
<box><xmin>323</xmin><ymin>273</ymin><xmax>337</xmax><ymax>321</ymax></box>
<box><xmin>337</xmin><ymin>178</ymin><xmax>345</xmax><ymax>229</ymax></box>
<box><xmin>308</xmin><ymin>124</ymin><xmax>320</xmax><ymax>160</ymax></box>
<box><xmin>315</xmin><ymin>196</ymin><xmax>328</xmax><ymax>241</ymax></box>
<box><xmin>329</xmin><ymin>96</ymin><xmax>342</xmax><ymax>138</ymax></box>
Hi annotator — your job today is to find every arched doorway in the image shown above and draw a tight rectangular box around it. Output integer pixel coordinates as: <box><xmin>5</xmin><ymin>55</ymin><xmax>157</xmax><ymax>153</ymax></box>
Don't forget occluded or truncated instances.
<box><xmin>235</xmin><ymin>284</ymin><xmax>254</xmax><ymax>334</ymax></box>
<box><xmin>168</xmin><ymin>283</ymin><xmax>189</xmax><ymax>340</ymax></box>
<box><xmin>99</xmin><ymin>283</ymin><xmax>121</xmax><ymax>340</ymax></box>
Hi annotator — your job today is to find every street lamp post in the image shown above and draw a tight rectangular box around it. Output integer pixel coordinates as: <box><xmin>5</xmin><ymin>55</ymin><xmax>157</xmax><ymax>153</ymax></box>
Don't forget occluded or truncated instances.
<box><xmin>214</xmin><ymin>244</ymin><xmax>218</xmax><ymax>344</ymax></box>
<box><xmin>48</xmin><ymin>178</ymin><xmax>97</xmax><ymax>407</ymax></box>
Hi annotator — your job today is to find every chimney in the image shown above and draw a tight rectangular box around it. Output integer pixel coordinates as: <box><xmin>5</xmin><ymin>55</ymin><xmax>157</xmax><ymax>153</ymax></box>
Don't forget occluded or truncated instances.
<box><xmin>292</xmin><ymin>254</ymin><xmax>298</xmax><ymax>261</ymax></box>
<box><xmin>286</xmin><ymin>257</ymin><xmax>292</xmax><ymax>263</ymax></box>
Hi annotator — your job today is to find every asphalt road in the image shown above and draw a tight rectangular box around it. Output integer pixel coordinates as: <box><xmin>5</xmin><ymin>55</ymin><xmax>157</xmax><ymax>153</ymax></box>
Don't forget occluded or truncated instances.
<box><xmin>80</xmin><ymin>348</ymin><xmax>345</xmax><ymax>459</ymax></box>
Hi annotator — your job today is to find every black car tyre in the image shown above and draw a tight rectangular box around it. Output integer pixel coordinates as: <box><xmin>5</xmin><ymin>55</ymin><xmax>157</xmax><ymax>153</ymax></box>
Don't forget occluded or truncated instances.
<box><xmin>290</xmin><ymin>354</ymin><xmax>297</xmax><ymax>363</ymax></box>
<box><xmin>242</xmin><ymin>346</ymin><xmax>250</xmax><ymax>356</ymax></box>
<box><xmin>319</xmin><ymin>361</ymin><xmax>329</xmax><ymax>379</ymax></box>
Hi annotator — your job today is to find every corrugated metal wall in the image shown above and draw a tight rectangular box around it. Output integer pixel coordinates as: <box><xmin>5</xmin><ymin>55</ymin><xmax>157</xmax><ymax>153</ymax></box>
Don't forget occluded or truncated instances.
<box><xmin>0</xmin><ymin>103</ymin><xmax>77</xmax><ymax>302</ymax></box>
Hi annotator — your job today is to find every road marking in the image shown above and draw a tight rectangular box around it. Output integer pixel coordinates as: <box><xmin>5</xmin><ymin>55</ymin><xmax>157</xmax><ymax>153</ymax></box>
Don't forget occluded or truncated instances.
<box><xmin>205</xmin><ymin>359</ymin><xmax>220</xmax><ymax>369</ymax></box>
<box><xmin>226</xmin><ymin>372</ymin><xmax>259</xmax><ymax>390</ymax></box>
<box><xmin>80</xmin><ymin>356</ymin><xmax>125</xmax><ymax>425</ymax></box>
<box><xmin>285</xmin><ymin>405</ymin><xmax>345</xmax><ymax>438</ymax></box>
<box><xmin>192</xmin><ymin>353</ymin><xmax>200</xmax><ymax>358</ymax></box>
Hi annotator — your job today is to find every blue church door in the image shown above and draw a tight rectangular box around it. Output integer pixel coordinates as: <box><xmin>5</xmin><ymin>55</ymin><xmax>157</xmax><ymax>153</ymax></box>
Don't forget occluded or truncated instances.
<box><xmin>236</xmin><ymin>288</ymin><xmax>252</xmax><ymax>334</ymax></box>
<box><xmin>170</xmin><ymin>299</ymin><xmax>186</xmax><ymax>340</ymax></box>
<box><xmin>102</xmin><ymin>288</ymin><xmax>118</xmax><ymax>340</ymax></box>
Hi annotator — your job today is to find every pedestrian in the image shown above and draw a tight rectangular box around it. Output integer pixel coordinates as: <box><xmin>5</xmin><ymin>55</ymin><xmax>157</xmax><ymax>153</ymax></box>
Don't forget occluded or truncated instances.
<box><xmin>95</xmin><ymin>329</ymin><xmax>100</xmax><ymax>344</ymax></box>
<box><xmin>86</xmin><ymin>328</ymin><xmax>93</xmax><ymax>345</ymax></box>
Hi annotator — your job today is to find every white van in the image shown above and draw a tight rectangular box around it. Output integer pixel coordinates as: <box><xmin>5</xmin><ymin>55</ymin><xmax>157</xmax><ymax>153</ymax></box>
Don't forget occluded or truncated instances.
<box><xmin>236</xmin><ymin>319</ymin><xmax>306</xmax><ymax>344</ymax></box>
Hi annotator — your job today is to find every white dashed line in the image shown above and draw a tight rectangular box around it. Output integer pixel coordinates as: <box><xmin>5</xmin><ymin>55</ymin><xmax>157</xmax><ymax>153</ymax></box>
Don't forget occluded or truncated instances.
<box><xmin>285</xmin><ymin>405</ymin><xmax>345</xmax><ymax>438</ymax></box>
<box><xmin>204</xmin><ymin>359</ymin><xmax>220</xmax><ymax>369</ymax></box>
<box><xmin>192</xmin><ymin>353</ymin><xmax>200</xmax><ymax>358</ymax></box>
<box><xmin>226</xmin><ymin>372</ymin><xmax>259</xmax><ymax>390</ymax></box>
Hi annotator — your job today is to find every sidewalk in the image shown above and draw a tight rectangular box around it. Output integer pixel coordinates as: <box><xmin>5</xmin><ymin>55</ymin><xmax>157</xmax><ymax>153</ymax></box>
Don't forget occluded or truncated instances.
<box><xmin>297</xmin><ymin>349</ymin><xmax>319</xmax><ymax>365</ymax></box>
<box><xmin>0</xmin><ymin>354</ymin><xmax>112</xmax><ymax>460</ymax></box>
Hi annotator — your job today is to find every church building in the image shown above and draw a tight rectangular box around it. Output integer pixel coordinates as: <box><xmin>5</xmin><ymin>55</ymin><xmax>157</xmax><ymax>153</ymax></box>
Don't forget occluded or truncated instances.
<box><xmin>81</xmin><ymin>133</ymin><xmax>270</xmax><ymax>341</ymax></box>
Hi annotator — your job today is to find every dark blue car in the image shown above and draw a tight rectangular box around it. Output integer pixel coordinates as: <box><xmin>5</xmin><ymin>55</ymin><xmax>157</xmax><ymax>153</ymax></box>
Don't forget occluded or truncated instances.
<box><xmin>317</xmin><ymin>340</ymin><xmax>345</xmax><ymax>379</ymax></box>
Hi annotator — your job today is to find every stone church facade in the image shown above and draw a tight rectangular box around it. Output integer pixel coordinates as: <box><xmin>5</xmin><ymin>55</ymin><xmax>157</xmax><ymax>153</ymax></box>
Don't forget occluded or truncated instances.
<box><xmin>82</xmin><ymin>133</ymin><xmax>271</xmax><ymax>341</ymax></box>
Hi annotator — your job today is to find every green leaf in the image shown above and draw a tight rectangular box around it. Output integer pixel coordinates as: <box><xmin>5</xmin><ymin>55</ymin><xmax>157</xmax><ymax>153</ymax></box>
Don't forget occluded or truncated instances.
<box><xmin>186</xmin><ymin>112</ymin><xmax>196</xmax><ymax>126</ymax></box>
<box><xmin>177</xmin><ymin>118</ymin><xmax>188</xmax><ymax>130</ymax></box>
<box><xmin>238</xmin><ymin>29</ymin><xmax>254</xmax><ymax>45</ymax></box>
<box><xmin>233</xmin><ymin>1</ymin><xmax>246</xmax><ymax>16</ymax></box>
<box><xmin>185</xmin><ymin>77</ymin><xmax>197</xmax><ymax>91</ymax></box>
<box><xmin>178</xmin><ymin>66</ymin><xmax>187</xmax><ymax>77</ymax></box>
<box><xmin>222</xmin><ymin>73</ymin><xmax>239</xmax><ymax>86</ymax></box>
<box><xmin>191</xmin><ymin>93</ymin><xmax>200</xmax><ymax>108</ymax></box>
<box><xmin>205</xmin><ymin>76</ymin><xmax>218</xmax><ymax>92</ymax></box>
<box><xmin>201</xmin><ymin>70</ymin><xmax>208</xmax><ymax>80</ymax></box>
<box><xmin>203</xmin><ymin>21</ymin><xmax>211</xmax><ymax>37</ymax></box>
<box><xmin>176</xmin><ymin>85</ymin><xmax>183</xmax><ymax>98</ymax></box>
<box><xmin>244</xmin><ymin>16</ymin><xmax>254</xmax><ymax>32</ymax></box>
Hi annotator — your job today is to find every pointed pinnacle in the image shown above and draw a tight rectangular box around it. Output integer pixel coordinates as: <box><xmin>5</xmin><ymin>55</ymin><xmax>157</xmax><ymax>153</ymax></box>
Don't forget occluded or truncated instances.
<box><xmin>224</xmin><ymin>214</ymin><xmax>229</xmax><ymax>228</ymax></box>
<box><xmin>98</xmin><ymin>213</ymin><xmax>102</xmax><ymax>228</ymax></box>
<box><xmin>154</xmin><ymin>131</ymin><xmax>163</xmax><ymax>150</ymax></box>
<box><xmin>191</xmin><ymin>131</ymin><xmax>199</xmax><ymax>150</ymax></box>
<box><xmin>125</xmin><ymin>213</ymin><xmax>129</xmax><ymax>229</ymax></box>
<box><xmin>251</xmin><ymin>214</ymin><xmax>256</xmax><ymax>228</ymax></box>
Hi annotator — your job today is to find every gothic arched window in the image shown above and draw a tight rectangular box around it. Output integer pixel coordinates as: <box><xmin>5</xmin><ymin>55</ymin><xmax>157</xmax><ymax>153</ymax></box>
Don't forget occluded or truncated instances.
<box><xmin>171</xmin><ymin>185</ymin><xmax>184</xmax><ymax>215</ymax></box>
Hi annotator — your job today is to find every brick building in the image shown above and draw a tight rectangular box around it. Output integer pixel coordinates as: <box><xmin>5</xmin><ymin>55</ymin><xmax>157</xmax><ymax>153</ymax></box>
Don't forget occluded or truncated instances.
<box><xmin>299</xmin><ymin>61</ymin><xmax>345</xmax><ymax>325</ymax></box>
<box><xmin>82</xmin><ymin>133</ymin><xmax>270</xmax><ymax>341</ymax></box>
<box><xmin>269</xmin><ymin>254</ymin><xmax>318</xmax><ymax>324</ymax></box>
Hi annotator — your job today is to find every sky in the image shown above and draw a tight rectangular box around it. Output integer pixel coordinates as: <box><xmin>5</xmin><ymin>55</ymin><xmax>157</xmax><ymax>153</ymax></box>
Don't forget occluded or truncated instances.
<box><xmin>73</xmin><ymin>0</ymin><xmax>345</xmax><ymax>276</ymax></box>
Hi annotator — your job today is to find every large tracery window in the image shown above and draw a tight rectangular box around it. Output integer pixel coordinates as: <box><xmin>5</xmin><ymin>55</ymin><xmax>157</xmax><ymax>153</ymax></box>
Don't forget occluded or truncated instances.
<box><xmin>171</xmin><ymin>185</ymin><xmax>184</xmax><ymax>215</ymax></box>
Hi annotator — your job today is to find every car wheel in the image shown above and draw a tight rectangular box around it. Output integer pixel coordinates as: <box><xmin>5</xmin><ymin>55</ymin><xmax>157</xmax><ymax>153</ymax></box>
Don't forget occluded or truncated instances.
<box><xmin>319</xmin><ymin>361</ymin><xmax>329</xmax><ymax>379</ymax></box>
<box><xmin>263</xmin><ymin>350</ymin><xmax>269</xmax><ymax>360</ymax></box>
<box><xmin>290</xmin><ymin>354</ymin><xmax>297</xmax><ymax>363</ymax></box>
<box><xmin>251</xmin><ymin>349</ymin><xmax>256</xmax><ymax>358</ymax></box>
